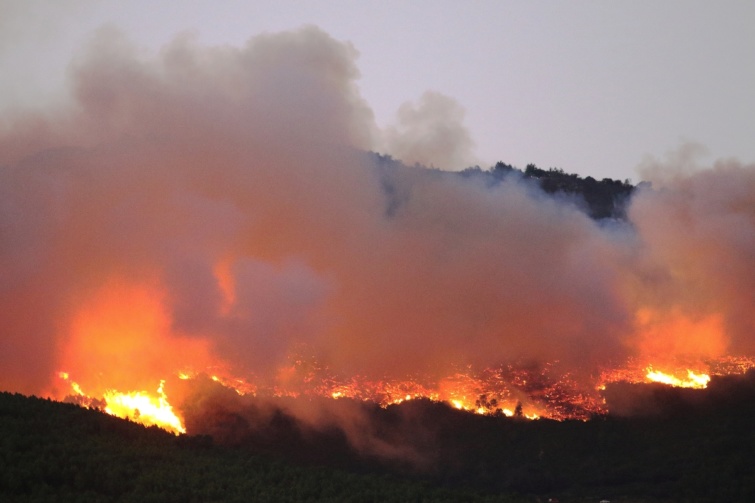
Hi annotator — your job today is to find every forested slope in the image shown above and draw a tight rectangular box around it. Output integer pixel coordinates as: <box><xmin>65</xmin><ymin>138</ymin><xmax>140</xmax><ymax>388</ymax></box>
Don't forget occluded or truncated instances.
<box><xmin>181</xmin><ymin>371</ymin><xmax>755</xmax><ymax>502</ymax></box>
<box><xmin>3</xmin><ymin>370</ymin><xmax>755</xmax><ymax>502</ymax></box>
<box><xmin>0</xmin><ymin>392</ymin><xmax>523</xmax><ymax>503</ymax></box>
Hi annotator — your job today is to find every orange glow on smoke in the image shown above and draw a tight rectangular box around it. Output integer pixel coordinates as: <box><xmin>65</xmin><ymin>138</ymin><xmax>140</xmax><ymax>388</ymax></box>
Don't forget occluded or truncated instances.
<box><xmin>56</xmin><ymin>278</ymin><xmax>214</xmax><ymax>393</ymax></box>
<box><xmin>51</xmin><ymin>278</ymin><xmax>217</xmax><ymax>431</ymax></box>
<box><xmin>632</xmin><ymin>308</ymin><xmax>727</xmax><ymax>365</ymax></box>
<box><xmin>48</xmin><ymin>280</ymin><xmax>755</xmax><ymax>431</ymax></box>
<box><xmin>213</xmin><ymin>260</ymin><xmax>237</xmax><ymax>315</ymax></box>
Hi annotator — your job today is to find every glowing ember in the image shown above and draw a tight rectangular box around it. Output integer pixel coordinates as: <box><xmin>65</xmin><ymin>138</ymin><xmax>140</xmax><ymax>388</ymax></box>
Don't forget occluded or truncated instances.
<box><xmin>54</xmin><ymin>353</ymin><xmax>755</xmax><ymax>436</ymax></box>
<box><xmin>184</xmin><ymin>355</ymin><xmax>755</xmax><ymax>422</ymax></box>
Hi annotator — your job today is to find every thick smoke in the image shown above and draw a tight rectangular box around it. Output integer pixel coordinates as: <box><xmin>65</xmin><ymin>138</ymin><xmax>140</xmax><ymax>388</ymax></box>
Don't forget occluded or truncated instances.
<box><xmin>179</xmin><ymin>375</ymin><xmax>436</xmax><ymax>467</ymax></box>
<box><xmin>0</xmin><ymin>26</ymin><xmax>753</xmax><ymax>435</ymax></box>
<box><xmin>381</xmin><ymin>91</ymin><xmax>478</xmax><ymax>170</ymax></box>
<box><xmin>629</xmin><ymin>152</ymin><xmax>755</xmax><ymax>359</ymax></box>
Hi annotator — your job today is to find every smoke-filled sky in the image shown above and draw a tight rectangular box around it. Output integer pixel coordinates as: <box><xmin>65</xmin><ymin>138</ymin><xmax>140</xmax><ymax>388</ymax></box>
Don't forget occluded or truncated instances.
<box><xmin>1</xmin><ymin>18</ymin><xmax>754</xmax><ymax>402</ymax></box>
<box><xmin>2</xmin><ymin>0</ymin><xmax>754</xmax><ymax>181</ymax></box>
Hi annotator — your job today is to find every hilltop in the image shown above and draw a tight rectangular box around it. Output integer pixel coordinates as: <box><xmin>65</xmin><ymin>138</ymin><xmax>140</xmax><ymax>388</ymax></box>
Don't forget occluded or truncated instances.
<box><xmin>460</xmin><ymin>161</ymin><xmax>637</xmax><ymax>220</ymax></box>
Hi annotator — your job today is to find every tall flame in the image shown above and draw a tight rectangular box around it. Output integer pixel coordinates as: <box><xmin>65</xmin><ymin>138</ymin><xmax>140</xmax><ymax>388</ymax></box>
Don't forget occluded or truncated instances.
<box><xmin>103</xmin><ymin>381</ymin><xmax>185</xmax><ymax>434</ymax></box>
<box><xmin>58</xmin><ymin>373</ymin><xmax>185</xmax><ymax>434</ymax></box>
<box><xmin>645</xmin><ymin>367</ymin><xmax>710</xmax><ymax>389</ymax></box>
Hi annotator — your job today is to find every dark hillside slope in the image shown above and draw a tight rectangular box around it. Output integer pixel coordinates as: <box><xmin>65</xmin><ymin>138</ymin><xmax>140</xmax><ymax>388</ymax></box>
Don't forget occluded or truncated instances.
<box><xmin>3</xmin><ymin>371</ymin><xmax>755</xmax><ymax>502</ymax></box>
<box><xmin>183</xmin><ymin>371</ymin><xmax>755</xmax><ymax>502</ymax></box>
<box><xmin>0</xmin><ymin>391</ymin><xmax>523</xmax><ymax>502</ymax></box>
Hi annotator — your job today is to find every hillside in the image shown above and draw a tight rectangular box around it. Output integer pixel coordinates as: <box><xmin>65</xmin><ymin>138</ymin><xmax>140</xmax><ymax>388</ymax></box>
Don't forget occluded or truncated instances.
<box><xmin>181</xmin><ymin>370</ymin><xmax>755</xmax><ymax>502</ymax></box>
<box><xmin>3</xmin><ymin>370</ymin><xmax>755</xmax><ymax>502</ymax></box>
<box><xmin>0</xmin><ymin>391</ymin><xmax>523</xmax><ymax>503</ymax></box>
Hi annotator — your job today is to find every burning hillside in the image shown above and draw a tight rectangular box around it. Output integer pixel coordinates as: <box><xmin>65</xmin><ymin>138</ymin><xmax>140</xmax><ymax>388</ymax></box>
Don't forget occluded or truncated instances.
<box><xmin>1</xmin><ymin>27</ymin><xmax>754</xmax><ymax>444</ymax></box>
<box><xmin>53</xmin><ymin>352</ymin><xmax>755</xmax><ymax>437</ymax></box>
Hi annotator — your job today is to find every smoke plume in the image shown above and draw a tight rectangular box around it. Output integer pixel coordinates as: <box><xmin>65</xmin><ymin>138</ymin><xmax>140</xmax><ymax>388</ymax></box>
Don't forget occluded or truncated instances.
<box><xmin>381</xmin><ymin>91</ymin><xmax>478</xmax><ymax>170</ymax></box>
<box><xmin>0</xmin><ymin>26</ymin><xmax>753</xmax><ymax>441</ymax></box>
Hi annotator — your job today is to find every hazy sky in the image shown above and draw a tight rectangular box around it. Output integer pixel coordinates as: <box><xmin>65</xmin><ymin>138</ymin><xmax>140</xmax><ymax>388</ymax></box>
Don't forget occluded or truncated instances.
<box><xmin>1</xmin><ymin>0</ymin><xmax>753</xmax><ymax>181</ymax></box>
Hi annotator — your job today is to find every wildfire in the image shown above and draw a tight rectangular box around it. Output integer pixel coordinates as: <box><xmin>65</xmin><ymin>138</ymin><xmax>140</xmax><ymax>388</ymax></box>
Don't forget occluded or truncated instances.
<box><xmin>102</xmin><ymin>381</ymin><xmax>185</xmax><ymax>434</ymax></box>
<box><xmin>645</xmin><ymin>367</ymin><xmax>710</xmax><ymax>389</ymax></box>
<box><xmin>58</xmin><ymin>373</ymin><xmax>185</xmax><ymax>434</ymax></box>
<box><xmin>53</xmin><ymin>353</ymin><xmax>755</xmax><ymax>436</ymax></box>
<box><xmin>49</xmin><ymin>280</ymin><xmax>755</xmax><ymax>428</ymax></box>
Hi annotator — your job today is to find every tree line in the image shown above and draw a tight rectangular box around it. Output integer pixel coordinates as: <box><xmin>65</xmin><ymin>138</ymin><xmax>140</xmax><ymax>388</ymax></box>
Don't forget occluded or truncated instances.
<box><xmin>461</xmin><ymin>161</ymin><xmax>636</xmax><ymax>220</ymax></box>
<box><xmin>3</xmin><ymin>369</ymin><xmax>754</xmax><ymax>502</ymax></box>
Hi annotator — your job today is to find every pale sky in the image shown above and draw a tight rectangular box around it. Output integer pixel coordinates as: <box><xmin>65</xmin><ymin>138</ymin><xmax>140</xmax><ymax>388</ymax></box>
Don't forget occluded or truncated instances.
<box><xmin>1</xmin><ymin>0</ymin><xmax>753</xmax><ymax>182</ymax></box>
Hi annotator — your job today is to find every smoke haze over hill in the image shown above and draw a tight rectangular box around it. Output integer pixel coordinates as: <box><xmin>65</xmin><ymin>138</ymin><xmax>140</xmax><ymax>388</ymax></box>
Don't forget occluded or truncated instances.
<box><xmin>0</xmin><ymin>26</ymin><xmax>753</xmax><ymax>421</ymax></box>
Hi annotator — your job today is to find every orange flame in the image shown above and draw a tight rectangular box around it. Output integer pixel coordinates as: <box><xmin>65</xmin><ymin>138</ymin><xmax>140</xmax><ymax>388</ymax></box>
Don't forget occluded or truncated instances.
<box><xmin>58</xmin><ymin>373</ymin><xmax>185</xmax><ymax>434</ymax></box>
<box><xmin>57</xmin><ymin>279</ymin><xmax>215</xmax><ymax>392</ymax></box>
<box><xmin>49</xmin><ymin>278</ymin><xmax>755</xmax><ymax>428</ymax></box>
<box><xmin>102</xmin><ymin>381</ymin><xmax>185</xmax><ymax>434</ymax></box>
<box><xmin>645</xmin><ymin>367</ymin><xmax>710</xmax><ymax>389</ymax></box>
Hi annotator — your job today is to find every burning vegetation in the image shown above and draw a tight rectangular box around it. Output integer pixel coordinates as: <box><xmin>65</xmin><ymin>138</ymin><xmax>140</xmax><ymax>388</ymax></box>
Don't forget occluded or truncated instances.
<box><xmin>53</xmin><ymin>351</ymin><xmax>755</xmax><ymax>438</ymax></box>
<box><xmin>0</xmin><ymin>27</ymin><xmax>754</xmax><ymax>461</ymax></box>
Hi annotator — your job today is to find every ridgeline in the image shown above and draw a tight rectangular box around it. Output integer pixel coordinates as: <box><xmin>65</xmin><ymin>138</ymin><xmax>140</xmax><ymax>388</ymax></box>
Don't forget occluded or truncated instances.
<box><xmin>462</xmin><ymin>162</ymin><xmax>636</xmax><ymax>220</ymax></box>
<box><xmin>2</xmin><ymin>369</ymin><xmax>755</xmax><ymax>502</ymax></box>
